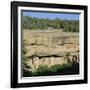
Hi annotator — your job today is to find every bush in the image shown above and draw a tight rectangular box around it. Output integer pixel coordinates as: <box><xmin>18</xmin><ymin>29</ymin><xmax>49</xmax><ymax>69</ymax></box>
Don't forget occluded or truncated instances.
<box><xmin>23</xmin><ymin>63</ymin><xmax>79</xmax><ymax>77</ymax></box>
<box><xmin>63</xmin><ymin>63</ymin><xmax>72</xmax><ymax>68</ymax></box>
<box><xmin>33</xmin><ymin>65</ymin><xmax>50</xmax><ymax>76</ymax></box>
<box><xmin>32</xmin><ymin>63</ymin><xmax>77</xmax><ymax>76</ymax></box>
<box><xmin>49</xmin><ymin>64</ymin><xmax>65</xmax><ymax>72</ymax></box>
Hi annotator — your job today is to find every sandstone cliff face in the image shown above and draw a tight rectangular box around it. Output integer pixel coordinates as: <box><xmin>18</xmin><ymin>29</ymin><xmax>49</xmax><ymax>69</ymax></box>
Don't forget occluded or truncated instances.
<box><xmin>23</xmin><ymin>30</ymin><xmax>79</xmax><ymax>70</ymax></box>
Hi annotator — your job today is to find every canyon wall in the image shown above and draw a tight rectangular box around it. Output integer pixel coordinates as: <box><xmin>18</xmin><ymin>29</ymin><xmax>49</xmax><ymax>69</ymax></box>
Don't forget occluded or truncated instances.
<box><xmin>23</xmin><ymin>30</ymin><xmax>79</xmax><ymax>70</ymax></box>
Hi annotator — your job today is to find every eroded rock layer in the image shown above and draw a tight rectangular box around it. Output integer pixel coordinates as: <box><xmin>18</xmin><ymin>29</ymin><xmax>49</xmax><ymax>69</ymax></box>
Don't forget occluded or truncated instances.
<box><xmin>23</xmin><ymin>30</ymin><xmax>79</xmax><ymax>70</ymax></box>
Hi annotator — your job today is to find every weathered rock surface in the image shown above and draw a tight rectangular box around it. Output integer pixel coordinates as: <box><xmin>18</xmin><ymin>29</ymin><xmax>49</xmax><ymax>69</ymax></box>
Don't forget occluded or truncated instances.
<box><xmin>25</xmin><ymin>45</ymin><xmax>79</xmax><ymax>57</ymax></box>
<box><xmin>23</xmin><ymin>30</ymin><xmax>79</xmax><ymax>70</ymax></box>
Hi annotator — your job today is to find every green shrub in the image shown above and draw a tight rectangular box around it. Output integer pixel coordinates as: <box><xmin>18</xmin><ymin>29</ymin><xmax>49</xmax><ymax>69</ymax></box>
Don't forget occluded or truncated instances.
<box><xmin>32</xmin><ymin>63</ymin><xmax>73</xmax><ymax>76</ymax></box>
<box><xmin>23</xmin><ymin>63</ymin><xmax>79</xmax><ymax>77</ymax></box>
<box><xmin>33</xmin><ymin>65</ymin><xmax>50</xmax><ymax>76</ymax></box>
<box><xmin>49</xmin><ymin>64</ymin><xmax>64</xmax><ymax>72</ymax></box>
<box><xmin>63</xmin><ymin>63</ymin><xmax>72</xmax><ymax>68</ymax></box>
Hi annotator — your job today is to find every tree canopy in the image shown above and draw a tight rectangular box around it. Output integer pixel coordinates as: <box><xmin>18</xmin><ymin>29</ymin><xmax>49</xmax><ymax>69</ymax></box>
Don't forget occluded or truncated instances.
<box><xmin>22</xmin><ymin>16</ymin><xmax>79</xmax><ymax>32</ymax></box>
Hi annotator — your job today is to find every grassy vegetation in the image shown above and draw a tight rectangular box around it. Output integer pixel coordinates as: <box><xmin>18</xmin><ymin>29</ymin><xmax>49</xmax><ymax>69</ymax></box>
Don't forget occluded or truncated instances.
<box><xmin>23</xmin><ymin>62</ymin><xmax>79</xmax><ymax>77</ymax></box>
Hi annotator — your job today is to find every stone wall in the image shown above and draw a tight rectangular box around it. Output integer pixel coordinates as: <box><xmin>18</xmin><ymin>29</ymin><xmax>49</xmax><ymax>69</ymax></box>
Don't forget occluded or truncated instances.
<box><xmin>23</xmin><ymin>30</ymin><xmax>79</xmax><ymax>70</ymax></box>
